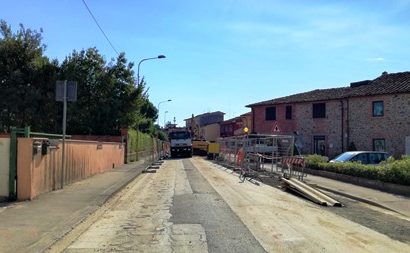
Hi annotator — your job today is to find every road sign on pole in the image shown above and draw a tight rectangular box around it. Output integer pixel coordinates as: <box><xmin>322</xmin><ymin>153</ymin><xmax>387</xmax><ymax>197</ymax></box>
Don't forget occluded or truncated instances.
<box><xmin>56</xmin><ymin>81</ymin><xmax>77</xmax><ymax>101</ymax></box>
<box><xmin>56</xmin><ymin>80</ymin><xmax>77</xmax><ymax>189</ymax></box>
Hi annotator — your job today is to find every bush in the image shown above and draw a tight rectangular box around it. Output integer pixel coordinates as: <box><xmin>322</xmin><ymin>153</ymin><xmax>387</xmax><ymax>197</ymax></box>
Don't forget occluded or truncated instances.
<box><xmin>305</xmin><ymin>155</ymin><xmax>410</xmax><ymax>186</ymax></box>
<box><xmin>380</xmin><ymin>157</ymin><xmax>410</xmax><ymax>185</ymax></box>
<box><xmin>305</xmin><ymin>154</ymin><xmax>328</xmax><ymax>169</ymax></box>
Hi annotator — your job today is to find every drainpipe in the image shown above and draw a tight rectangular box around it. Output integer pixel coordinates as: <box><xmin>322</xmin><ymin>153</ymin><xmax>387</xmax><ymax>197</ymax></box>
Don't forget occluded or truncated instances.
<box><xmin>346</xmin><ymin>98</ymin><xmax>350</xmax><ymax>149</ymax></box>
<box><xmin>251</xmin><ymin>107</ymin><xmax>256</xmax><ymax>134</ymax></box>
<box><xmin>340</xmin><ymin>100</ymin><xmax>344</xmax><ymax>152</ymax></box>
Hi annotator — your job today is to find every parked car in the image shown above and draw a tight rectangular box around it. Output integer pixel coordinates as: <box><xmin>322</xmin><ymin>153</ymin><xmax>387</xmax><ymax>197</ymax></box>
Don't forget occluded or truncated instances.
<box><xmin>329</xmin><ymin>151</ymin><xmax>390</xmax><ymax>165</ymax></box>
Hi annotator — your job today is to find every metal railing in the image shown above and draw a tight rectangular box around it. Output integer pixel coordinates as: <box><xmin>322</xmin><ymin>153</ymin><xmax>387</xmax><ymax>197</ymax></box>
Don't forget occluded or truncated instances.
<box><xmin>216</xmin><ymin>134</ymin><xmax>306</xmax><ymax>180</ymax></box>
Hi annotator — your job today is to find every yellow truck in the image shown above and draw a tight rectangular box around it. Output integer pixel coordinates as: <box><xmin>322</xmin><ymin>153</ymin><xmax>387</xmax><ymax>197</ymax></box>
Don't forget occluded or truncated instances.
<box><xmin>207</xmin><ymin>142</ymin><xmax>220</xmax><ymax>159</ymax></box>
<box><xmin>192</xmin><ymin>139</ymin><xmax>209</xmax><ymax>156</ymax></box>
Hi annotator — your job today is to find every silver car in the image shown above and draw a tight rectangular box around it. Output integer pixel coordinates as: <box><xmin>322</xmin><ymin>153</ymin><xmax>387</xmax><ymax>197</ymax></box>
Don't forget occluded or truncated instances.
<box><xmin>329</xmin><ymin>151</ymin><xmax>390</xmax><ymax>165</ymax></box>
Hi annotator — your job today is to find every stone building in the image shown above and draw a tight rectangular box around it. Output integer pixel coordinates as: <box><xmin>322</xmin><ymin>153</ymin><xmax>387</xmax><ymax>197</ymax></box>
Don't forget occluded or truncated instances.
<box><xmin>246</xmin><ymin>72</ymin><xmax>410</xmax><ymax>158</ymax></box>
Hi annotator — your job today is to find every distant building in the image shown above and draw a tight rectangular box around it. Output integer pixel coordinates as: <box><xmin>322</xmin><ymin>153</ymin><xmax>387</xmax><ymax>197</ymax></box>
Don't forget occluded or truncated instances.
<box><xmin>164</xmin><ymin>123</ymin><xmax>177</xmax><ymax>129</ymax></box>
<box><xmin>201</xmin><ymin>123</ymin><xmax>221</xmax><ymax>142</ymax></box>
<box><xmin>185</xmin><ymin>111</ymin><xmax>225</xmax><ymax>128</ymax></box>
<box><xmin>220</xmin><ymin>112</ymin><xmax>252</xmax><ymax>137</ymax></box>
<box><xmin>246</xmin><ymin>72</ymin><xmax>410</xmax><ymax>158</ymax></box>
<box><xmin>184</xmin><ymin>111</ymin><xmax>225</xmax><ymax>141</ymax></box>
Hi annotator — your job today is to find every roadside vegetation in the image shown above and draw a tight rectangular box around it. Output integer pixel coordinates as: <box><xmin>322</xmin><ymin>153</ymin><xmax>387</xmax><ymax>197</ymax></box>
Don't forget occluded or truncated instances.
<box><xmin>0</xmin><ymin>20</ymin><xmax>163</xmax><ymax>137</ymax></box>
<box><xmin>305</xmin><ymin>155</ymin><xmax>410</xmax><ymax>186</ymax></box>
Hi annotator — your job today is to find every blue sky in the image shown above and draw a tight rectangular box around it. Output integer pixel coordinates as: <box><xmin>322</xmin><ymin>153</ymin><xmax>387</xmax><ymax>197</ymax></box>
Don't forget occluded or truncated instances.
<box><xmin>2</xmin><ymin>0</ymin><xmax>410</xmax><ymax>126</ymax></box>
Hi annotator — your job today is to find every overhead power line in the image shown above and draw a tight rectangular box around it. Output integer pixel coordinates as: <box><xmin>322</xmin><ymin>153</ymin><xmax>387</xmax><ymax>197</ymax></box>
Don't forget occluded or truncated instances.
<box><xmin>81</xmin><ymin>0</ymin><xmax>119</xmax><ymax>55</ymax></box>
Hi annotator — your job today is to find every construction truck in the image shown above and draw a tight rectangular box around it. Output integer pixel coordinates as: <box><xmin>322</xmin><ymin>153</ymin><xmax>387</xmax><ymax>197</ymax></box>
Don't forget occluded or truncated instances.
<box><xmin>192</xmin><ymin>139</ymin><xmax>209</xmax><ymax>156</ymax></box>
<box><xmin>190</xmin><ymin>115</ymin><xmax>209</xmax><ymax>156</ymax></box>
<box><xmin>168</xmin><ymin>128</ymin><xmax>193</xmax><ymax>158</ymax></box>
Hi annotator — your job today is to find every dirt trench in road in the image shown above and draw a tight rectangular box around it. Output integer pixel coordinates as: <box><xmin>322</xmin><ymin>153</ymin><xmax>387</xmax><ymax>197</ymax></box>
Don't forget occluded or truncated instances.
<box><xmin>191</xmin><ymin>157</ymin><xmax>410</xmax><ymax>253</ymax></box>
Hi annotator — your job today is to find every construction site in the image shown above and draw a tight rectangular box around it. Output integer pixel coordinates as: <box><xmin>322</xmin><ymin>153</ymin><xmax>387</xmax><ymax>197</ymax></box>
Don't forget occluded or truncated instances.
<box><xmin>208</xmin><ymin>134</ymin><xmax>410</xmax><ymax>244</ymax></box>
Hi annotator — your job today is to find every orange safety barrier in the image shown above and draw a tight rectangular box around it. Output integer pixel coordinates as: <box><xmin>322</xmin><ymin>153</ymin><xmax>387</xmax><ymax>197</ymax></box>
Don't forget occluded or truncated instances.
<box><xmin>282</xmin><ymin>156</ymin><xmax>306</xmax><ymax>167</ymax></box>
<box><xmin>236</xmin><ymin>147</ymin><xmax>245</xmax><ymax>166</ymax></box>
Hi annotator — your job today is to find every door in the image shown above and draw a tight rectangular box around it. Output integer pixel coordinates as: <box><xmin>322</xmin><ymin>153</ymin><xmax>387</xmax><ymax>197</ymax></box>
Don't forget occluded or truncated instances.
<box><xmin>313</xmin><ymin>136</ymin><xmax>326</xmax><ymax>156</ymax></box>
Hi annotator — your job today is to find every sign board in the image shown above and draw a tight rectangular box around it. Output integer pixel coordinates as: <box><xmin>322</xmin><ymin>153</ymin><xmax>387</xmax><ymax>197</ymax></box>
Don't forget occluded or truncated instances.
<box><xmin>56</xmin><ymin>81</ymin><xmax>77</xmax><ymax>102</ymax></box>
<box><xmin>273</xmin><ymin>123</ymin><xmax>281</xmax><ymax>133</ymax></box>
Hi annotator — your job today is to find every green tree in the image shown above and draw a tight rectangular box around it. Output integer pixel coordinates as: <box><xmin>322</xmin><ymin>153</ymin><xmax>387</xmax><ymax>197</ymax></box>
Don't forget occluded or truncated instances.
<box><xmin>0</xmin><ymin>20</ymin><xmax>57</xmax><ymax>131</ymax></box>
<box><xmin>135</xmin><ymin>80</ymin><xmax>158</xmax><ymax>134</ymax></box>
<box><xmin>60</xmin><ymin>48</ymin><xmax>158</xmax><ymax>135</ymax></box>
<box><xmin>0</xmin><ymin>20</ymin><xmax>159</xmax><ymax>136</ymax></box>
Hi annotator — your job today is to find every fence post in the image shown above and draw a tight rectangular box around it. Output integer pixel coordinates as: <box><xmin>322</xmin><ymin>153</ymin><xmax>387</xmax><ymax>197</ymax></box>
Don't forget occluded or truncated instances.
<box><xmin>24</xmin><ymin>126</ymin><xmax>30</xmax><ymax>137</ymax></box>
<box><xmin>136</xmin><ymin>131</ymin><xmax>139</xmax><ymax>161</ymax></box>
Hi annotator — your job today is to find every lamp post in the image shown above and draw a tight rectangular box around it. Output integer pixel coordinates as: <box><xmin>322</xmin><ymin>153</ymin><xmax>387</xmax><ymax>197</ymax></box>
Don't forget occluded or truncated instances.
<box><xmin>157</xmin><ymin>99</ymin><xmax>172</xmax><ymax>126</ymax></box>
<box><xmin>137</xmin><ymin>55</ymin><xmax>166</xmax><ymax>85</ymax></box>
<box><xmin>164</xmin><ymin>111</ymin><xmax>168</xmax><ymax>128</ymax></box>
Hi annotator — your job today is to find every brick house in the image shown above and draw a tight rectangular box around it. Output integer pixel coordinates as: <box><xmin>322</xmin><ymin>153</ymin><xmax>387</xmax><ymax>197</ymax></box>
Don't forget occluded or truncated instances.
<box><xmin>220</xmin><ymin>112</ymin><xmax>252</xmax><ymax>137</ymax></box>
<box><xmin>246</xmin><ymin>72</ymin><xmax>410</xmax><ymax>158</ymax></box>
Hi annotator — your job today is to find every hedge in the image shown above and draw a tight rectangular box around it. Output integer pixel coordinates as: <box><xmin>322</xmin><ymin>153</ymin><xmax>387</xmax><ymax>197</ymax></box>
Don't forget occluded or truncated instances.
<box><xmin>305</xmin><ymin>155</ymin><xmax>410</xmax><ymax>186</ymax></box>
<box><xmin>127</xmin><ymin>129</ymin><xmax>154</xmax><ymax>162</ymax></box>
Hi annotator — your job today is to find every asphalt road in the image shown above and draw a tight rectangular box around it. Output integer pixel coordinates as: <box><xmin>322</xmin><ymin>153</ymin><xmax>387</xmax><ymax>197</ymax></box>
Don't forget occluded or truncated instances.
<box><xmin>59</xmin><ymin>158</ymin><xmax>410</xmax><ymax>252</ymax></box>
<box><xmin>170</xmin><ymin>159</ymin><xmax>266</xmax><ymax>253</ymax></box>
<box><xmin>62</xmin><ymin>158</ymin><xmax>265</xmax><ymax>252</ymax></box>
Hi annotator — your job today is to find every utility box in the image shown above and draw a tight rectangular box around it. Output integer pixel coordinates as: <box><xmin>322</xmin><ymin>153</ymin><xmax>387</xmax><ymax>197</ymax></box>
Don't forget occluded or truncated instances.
<box><xmin>207</xmin><ymin>143</ymin><xmax>220</xmax><ymax>160</ymax></box>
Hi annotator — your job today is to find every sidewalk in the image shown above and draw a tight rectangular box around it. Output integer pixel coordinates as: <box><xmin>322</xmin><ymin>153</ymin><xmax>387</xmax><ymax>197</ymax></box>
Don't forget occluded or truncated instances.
<box><xmin>0</xmin><ymin>161</ymin><xmax>146</xmax><ymax>253</ymax></box>
<box><xmin>304</xmin><ymin>174</ymin><xmax>410</xmax><ymax>217</ymax></box>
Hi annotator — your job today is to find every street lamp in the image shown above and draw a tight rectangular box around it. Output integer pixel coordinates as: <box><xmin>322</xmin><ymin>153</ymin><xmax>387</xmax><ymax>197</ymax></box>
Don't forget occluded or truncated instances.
<box><xmin>164</xmin><ymin>111</ymin><xmax>168</xmax><ymax>128</ymax></box>
<box><xmin>137</xmin><ymin>55</ymin><xmax>166</xmax><ymax>85</ymax></box>
<box><xmin>157</xmin><ymin>99</ymin><xmax>172</xmax><ymax>126</ymax></box>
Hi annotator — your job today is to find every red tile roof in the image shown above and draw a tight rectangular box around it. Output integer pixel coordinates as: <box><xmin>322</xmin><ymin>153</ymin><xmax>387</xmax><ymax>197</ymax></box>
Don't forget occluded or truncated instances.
<box><xmin>247</xmin><ymin>71</ymin><xmax>410</xmax><ymax>107</ymax></box>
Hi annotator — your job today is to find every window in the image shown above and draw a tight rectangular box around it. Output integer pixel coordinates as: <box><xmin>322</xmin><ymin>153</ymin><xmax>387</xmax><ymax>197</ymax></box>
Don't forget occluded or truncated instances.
<box><xmin>369</xmin><ymin>153</ymin><xmax>384</xmax><ymax>164</ymax></box>
<box><xmin>286</xmin><ymin>105</ymin><xmax>292</xmax><ymax>120</ymax></box>
<box><xmin>351</xmin><ymin>153</ymin><xmax>368</xmax><ymax>164</ymax></box>
<box><xmin>372</xmin><ymin>101</ymin><xmax>384</xmax><ymax>117</ymax></box>
<box><xmin>312</xmin><ymin>103</ymin><xmax>326</xmax><ymax>118</ymax></box>
<box><xmin>265</xmin><ymin>107</ymin><xmax>276</xmax><ymax>121</ymax></box>
<box><xmin>373</xmin><ymin>139</ymin><xmax>385</xmax><ymax>151</ymax></box>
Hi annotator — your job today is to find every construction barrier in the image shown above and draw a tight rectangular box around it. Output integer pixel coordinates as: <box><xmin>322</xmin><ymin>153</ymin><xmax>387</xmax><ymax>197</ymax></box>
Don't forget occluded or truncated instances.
<box><xmin>216</xmin><ymin>134</ymin><xmax>308</xmax><ymax>180</ymax></box>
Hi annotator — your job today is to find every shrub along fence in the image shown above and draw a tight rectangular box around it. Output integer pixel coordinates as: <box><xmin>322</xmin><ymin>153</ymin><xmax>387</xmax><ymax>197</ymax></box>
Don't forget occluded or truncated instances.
<box><xmin>126</xmin><ymin>129</ymin><xmax>168</xmax><ymax>165</ymax></box>
<box><xmin>127</xmin><ymin>129</ymin><xmax>153</xmax><ymax>163</ymax></box>
<box><xmin>305</xmin><ymin>155</ymin><xmax>410</xmax><ymax>186</ymax></box>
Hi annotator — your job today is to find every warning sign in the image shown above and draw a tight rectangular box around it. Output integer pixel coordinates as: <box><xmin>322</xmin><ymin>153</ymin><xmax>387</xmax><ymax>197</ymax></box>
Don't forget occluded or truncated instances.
<box><xmin>272</xmin><ymin>123</ymin><xmax>280</xmax><ymax>133</ymax></box>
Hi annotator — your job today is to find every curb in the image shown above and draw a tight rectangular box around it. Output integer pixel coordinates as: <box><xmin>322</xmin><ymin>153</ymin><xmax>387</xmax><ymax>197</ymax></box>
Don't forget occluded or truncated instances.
<box><xmin>304</xmin><ymin>168</ymin><xmax>410</xmax><ymax>197</ymax></box>
<box><xmin>311</xmin><ymin>184</ymin><xmax>407</xmax><ymax>217</ymax></box>
<box><xmin>101</xmin><ymin>161</ymin><xmax>146</xmax><ymax>200</ymax></box>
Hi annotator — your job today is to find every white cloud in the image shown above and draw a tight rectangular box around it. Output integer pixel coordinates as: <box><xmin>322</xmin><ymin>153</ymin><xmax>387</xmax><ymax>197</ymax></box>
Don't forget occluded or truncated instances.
<box><xmin>365</xmin><ymin>57</ymin><xmax>386</xmax><ymax>62</ymax></box>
